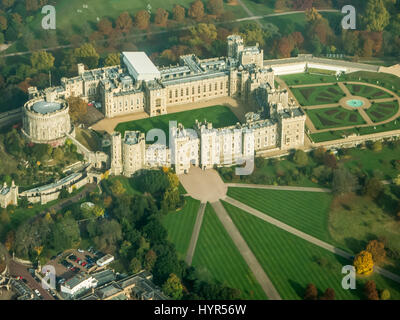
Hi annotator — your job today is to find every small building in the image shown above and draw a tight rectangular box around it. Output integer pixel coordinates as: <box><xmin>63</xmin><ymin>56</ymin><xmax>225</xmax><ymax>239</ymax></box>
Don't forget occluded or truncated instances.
<box><xmin>0</xmin><ymin>181</ymin><xmax>18</xmax><ymax>208</ymax></box>
<box><xmin>60</xmin><ymin>272</ymin><xmax>98</xmax><ymax>297</ymax></box>
<box><xmin>96</xmin><ymin>254</ymin><xmax>114</xmax><ymax>267</ymax></box>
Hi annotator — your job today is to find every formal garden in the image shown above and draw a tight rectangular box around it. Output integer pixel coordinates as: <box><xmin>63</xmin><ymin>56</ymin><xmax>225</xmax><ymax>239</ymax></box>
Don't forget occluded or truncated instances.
<box><xmin>306</xmin><ymin>106</ymin><xmax>366</xmax><ymax>130</ymax></box>
<box><xmin>290</xmin><ymin>84</ymin><xmax>346</xmax><ymax>106</ymax></box>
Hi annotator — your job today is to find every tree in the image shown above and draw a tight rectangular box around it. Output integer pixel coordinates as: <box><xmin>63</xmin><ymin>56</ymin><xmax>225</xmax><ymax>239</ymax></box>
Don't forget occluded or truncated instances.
<box><xmin>116</xmin><ymin>12</ymin><xmax>133</xmax><ymax>33</ymax></box>
<box><xmin>104</xmin><ymin>53</ymin><xmax>120</xmax><ymax>66</ymax></box>
<box><xmin>332</xmin><ymin>167</ymin><xmax>359</xmax><ymax>195</ymax></box>
<box><xmin>364</xmin><ymin>280</ymin><xmax>379</xmax><ymax>300</ymax></box>
<box><xmin>189</xmin><ymin>0</ymin><xmax>205</xmax><ymax>21</ymax></box>
<box><xmin>67</xmin><ymin>96</ymin><xmax>87</xmax><ymax>122</ymax></box>
<box><xmin>380</xmin><ymin>289</ymin><xmax>390</xmax><ymax>300</ymax></box>
<box><xmin>162</xmin><ymin>273</ymin><xmax>183</xmax><ymax>299</ymax></box>
<box><xmin>172</xmin><ymin>4</ymin><xmax>186</xmax><ymax>22</ymax></box>
<box><xmin>364</xmin><ymin>0</ymin><xmax>390</xmax><ymax>32</ymax></box>
<box><xmin>366</xmin><ymin>240</ymin><xmax>386</xmax><ymax>265</ymax></box>
<box><xmin>354</xmin><ymin>250</ymin><xmax>374</xmax><ymax>275</ymax></box>
<box><xmin>0</xmin><ymin>16</ymin><xmax>7</xmax><ymax>31</ymax></box>
<box><xmin>97</xmin><ymin>18</ymin><xmax>113</xmax><ymax>35</ymax></box>
<box><xmin>207</xmin><ymin>0</ymin><xmax>224</xmax><ymax>15</ymax></box>
<box><xmin>73</xmin><ymin>43</ymin><xmax>99</xmax><ymax>69</ymax></box>
<box><xmin>135</xmin><ymin>10</ymin><xmax>150</xmax><ymax>30</ymax></box>
<box><xmin>130</xmin><ymin>257</ymin><xmax>142</xmax><ymax>274</ymax></box>
<box><xmin>58</xmin><ymin>187</ymin><xmax>69</xmax><ymax>199</ymax></box>
<box><xmin>293</xmin><ymin>150</ymin><xmax>308</xmax><ymax>166</ymax></box>
<box><xmin>2</xmin><ymin>0</ymin><xmax>15</xmax><ymax>8</ymax></box>
<box><xmin>363</xmin><ymin>178</ymin><xmax>384</xmax><ymax>199</ymax></box>
<box><xmin>320</xmin><ymin>288</ymin><xmax>335</xmax><ymax>300</ymax></box>
<box><xmin>277</xmin><ymin>37</ymin><xmax>294</xmax><ymax>58</ymax></box>
<box><xmin>30</xmin><ymin>51</ymin><xmax>55</xmax><ymax>72</ymax></box>
<box><xmin>154</xmin><ymin>8</ymin><xmax>169</xmax><ymax>27</ymax></box>
<box><xmin>304</xmin><ymin>283</ymin><xmax>318</xmax><ymax>300</ymax></box>
<box><xmin>144</xmin><ymin>249</ymin><xmax>157</xmax><ymax>271</ymax></box>
<box><xmin>110</xmin><ymin>179</ymin><xmax>126</xmax><ymax>196</ymax></box>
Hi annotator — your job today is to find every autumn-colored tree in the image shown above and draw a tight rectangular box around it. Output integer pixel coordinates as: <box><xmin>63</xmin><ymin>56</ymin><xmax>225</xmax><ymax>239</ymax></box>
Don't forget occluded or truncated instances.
<box><xmin>320</xmin><ymin>288</ymin><xmax>335</xmax><ymax>300</ymax></box>
<box><xmin>305</xmin><ymin>7</ymin><xmax>323</xmax><ymax>23</ymax></box>
<box><xmin>30</xmin><ymin>51</ymin><xmax>55</xmax><ymax>72</ymax></box>
<box><xmin>304</xmin><ymin>283</ymin><xmax>318</xmax><ymax>300</ymax></box>
<box><xmin>354</xmin><ymin>250</ymin><xmax>374</xmax><ymax>275</ymax></box>
<box><xmin>172</xmin><ymin>4</ymin><xmax>186</xmax><ymax>22</ymax></box>
<box><xmin>97</xmin><ymin>18</ymin><xmax>113</xmax><ymax>35</ymax></box>
<box><xmin>67</xmin><ymin>96</ymin><xmax>87</xmax><ymax>122</ymax></box>
<box><xmin>0</xmin><ymin>16</ymin><xmax>7</xmax><ymax>31</ymax></box>
<box><xmin>116</xmin><ymin>12</ymin><xmax>133</xmax><ymax>33</ymax></box>
<box><xmin>363</xmin><ymin>0</ymin><xmax>390</xmax><ymax>32</ymax></box>
<box><xmin>144</xmin><ymin>249</ymin><xmax>157</xmax><ymax>271</ymax></box>
<box><xmin>207</xmin><ymin>0</ymin><xmax>224</xmax><ymax>15</ymax></box>
<box><xmin>2</xmin><ymin>0</ymin><xmax>15</xmax><ymax>8</ymax></box>
<box><xmin>380</xmin><ymin>289</ymin><xmax>390</xmax><ymax>300</ymax></box>
<box><xmin>103</xmin><ymin>195</ymin><xmax>112</xmax><ymax>208</ymax></box>
<box><xmin>135</xmin><ymin>10</ymin><xmax>150</xmax><ymax>30</ymax></box>
<box><xmin>110</xmin><ymin>179</ymin><xmax>126</xmax><ymax>196</ymax></box>
<box><xmin>104</xmin><ymin>53</ymin><xmax>120</xmax><ymax>66</ymax></box>
<box><xmin>291</xmin><ymin>31</ymin><xmax>304</xmax><ymax>48</ymax></box>
<box><xmin>5</xmin><ymin>231</ymin><xmax>14</xmax><ymax>251</ymax></box>
<box><xmin>277</xmin><ymin>37</ymin><xmax>294</xmax><ymax>58</ymax></box>
<box><xmin>364</xmin><ymin>280</ymin><xmax>379</xmax><ymax>300</ymax></box>
<box><xmin>162</xmin><ymin>273</ymin><xmax>183</xmax><ymax>300</ymax></box>
<box><xmin>189</xmin><ymin>0</ymin><xmax>205</xmax><ymax>21</ymax></box>
<box><xmin>275</xmin><ymin>0</ymin><xmax>289</xmax><ymax>10</ymax></box>
<box><xmin>366</xmin><ymin>240</ymin><xmax>386</xmax><ymax>265</ymax></box>
<box><xmin>130</xmin><ymin>257</ymin><xmax>142</xmax><ymax>274</ymax></box>
<box><xmin>154</xmin><ymin>8</ymin><xmax>169</xmax><ymax>27</ymax></box>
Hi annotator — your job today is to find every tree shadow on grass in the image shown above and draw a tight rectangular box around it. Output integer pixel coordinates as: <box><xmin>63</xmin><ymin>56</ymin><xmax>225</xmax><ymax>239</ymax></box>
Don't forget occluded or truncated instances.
<box><xmin>288</xmin><ymin>279</ymin><xmax>304</xmax><ymax>299</ymax></box>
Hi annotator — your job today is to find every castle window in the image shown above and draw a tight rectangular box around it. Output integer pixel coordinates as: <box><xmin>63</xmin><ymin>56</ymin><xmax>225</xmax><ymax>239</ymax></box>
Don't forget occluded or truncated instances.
<box><xmin>198</xmin><ymin>86</ymin><xmax>201</xmax><ymax>93</ymax></box>
<box><xmin>169</xmin><ymin>91</ymin><xmax>172</xmax><ymax>99</ymax></box>
<box><xmin>192</xmin><ymin>87</ymin><xmax>195</xmax><ymax>95</ymax></box>
<box><xmin>175</xmin><ymin>90</ymin><xmax>178</xmax><ymax>98</ymax></box>
<box><xmin>215</xmin><ymin>83</ymin><xmax>218</xmax><ymax>90</ymax></box>
<box><xmin>186</xmin><ymin>88</ymin><xmax>189</xmax><ymax>95</ymax></box>
<box><xmin>220</xmin><ymin>82</ymin><xmax>223</xmax><ymax>90</ymax></box>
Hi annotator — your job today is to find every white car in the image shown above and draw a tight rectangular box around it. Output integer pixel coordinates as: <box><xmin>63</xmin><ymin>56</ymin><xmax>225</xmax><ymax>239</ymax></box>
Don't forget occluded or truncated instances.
<box><xmin>77</xmin><ymin>249</ymin><xmax>84</xmax><ymax>253</ymax></box>
<box><xmin>34</xmin><ymin>289</ymin><xmax>41</xmax><ymax>297</ymax></box>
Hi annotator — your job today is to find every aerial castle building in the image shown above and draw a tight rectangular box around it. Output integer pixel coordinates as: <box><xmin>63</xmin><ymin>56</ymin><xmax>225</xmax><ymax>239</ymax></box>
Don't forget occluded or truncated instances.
<box><xmin>25</xmin><ymin>35</ymin><xmax>306</xmax><ymax>176</ymax></box>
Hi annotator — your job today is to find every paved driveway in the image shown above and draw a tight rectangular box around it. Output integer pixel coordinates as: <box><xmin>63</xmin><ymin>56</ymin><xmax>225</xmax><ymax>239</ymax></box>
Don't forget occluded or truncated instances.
<box><xmin>178</xmin><ymin>167</ymin><xmax>227</xmax><ymax>202</ymax></box>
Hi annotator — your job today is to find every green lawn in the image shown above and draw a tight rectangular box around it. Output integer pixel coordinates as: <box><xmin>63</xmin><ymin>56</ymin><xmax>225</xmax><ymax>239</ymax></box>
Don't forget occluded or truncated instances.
<box><xmin>280</xmin><ymin>73</ymin><xmax>343</xmax><ymax>86</ymax></box>
<box><xmin>341</xmin><ymin>145</ymin><xmax>400</xmax><ymax>180</ymax></box>
<box><xmin>26</xmin><ymin>0</ymin><xmax>240</xmax><ymax>33</ymax></box>
<box><xmin>328</xmin><ymin>194</ymin><xmax>400</xmax><ymax>275</ymax></box>
<box><xmin>227</xmin><ymin>187</ymin><xmax>334</xmax><ymax>244</ymax></box>
<box><xmin>162</xmin><ymin>197</ymin><xmax>201</xmax><ymax>258</ymax></box>
<box><xmin>222</xmin><ymin>201</ymin><xmax>400</xmax><ymax>300</ymax></box>
<box><xmin>365</xmin><ymin>101</ymin><xmax>399</xmax><ymax>123</ymax></box>
<box><xmin>346</xmin><ymin>84</ymin><xmax>393</xmax><ymax>99</ymax></box>
<box><xmin>104</xmin><ymin>176</ymin><xmax>142</xmax><ymax>196</ymax></box>
<box><xmin>115</xmin><ymin>105</ymin><xmax>239</xmax><ymax>139</ymax></box>
<box><xmin>309</xmin><ymin>117</ymin><xmax>400</xmax><ymax>142</ymax></box>
<box><xmin>306</xmin><ymin>107</ymin><xmax>366</xmax><ymax>130</ymax></box>
<box><xmin>192</xmin><ymin>203</ymin><xmax>266</xmax><ymax>300</ymax></box>
<box><xmin>291</xmin><ymin>84</ymin><xmax>345</xmax><ymax>106</ymax></box>
<box><xmin>344</xmin><ymin>72</ymin><xmax>400</xmax><ymax>96</ymax></box>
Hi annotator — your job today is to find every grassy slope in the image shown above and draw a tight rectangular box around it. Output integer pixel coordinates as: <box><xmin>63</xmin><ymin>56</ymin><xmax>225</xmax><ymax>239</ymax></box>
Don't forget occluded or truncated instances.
<box><xmin>227</xmin><ymin>187</ymin><xmax>334</xmax><ymax>244</ymax></box>
<box><xmin>162</xmin><ymin>197</ymin><xmax>201</xmax><ymax>258</ymax></box>
<box><xmin>192</xmin><ymin>203</ymin><xmax>267</xmax><ymax>300</ymax></box>
<box><xmin>222</xmin><ymin>200</ymin><xmax>400</xmax><ymax>300</ymax></box>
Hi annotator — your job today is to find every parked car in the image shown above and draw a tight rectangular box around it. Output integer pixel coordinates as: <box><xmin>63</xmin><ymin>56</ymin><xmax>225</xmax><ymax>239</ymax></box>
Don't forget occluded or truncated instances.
<box><xmin>82</xmin><ymin>262</ymin><xmax>87</xmax><ymax>267</ymax></box>
<box><xmin>69</xmin><ymin>255</ymin><xmax>77</xmax><ymax>261</ymax></box>
<box><xmin>77</xmin><ymin>248</ymin><xmax>84</xmax><ymax>253</ymax></box>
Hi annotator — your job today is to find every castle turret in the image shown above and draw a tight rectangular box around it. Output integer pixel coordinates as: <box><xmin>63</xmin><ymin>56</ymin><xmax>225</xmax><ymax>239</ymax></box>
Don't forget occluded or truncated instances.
<box><xmin>110</xmin><ymin>132</ymin><xmax>123</xmax><ymax>175</ymax></box>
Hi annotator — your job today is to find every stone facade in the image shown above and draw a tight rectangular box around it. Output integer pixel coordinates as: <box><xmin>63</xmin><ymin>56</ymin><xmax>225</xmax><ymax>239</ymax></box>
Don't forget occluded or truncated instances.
<box><xmin>22</xmin><ymin>93</ymin><xmax>73</xmax><ymax>146</ymax></box>
<box><xmin>0</xmin><ymin>181</ymin><xmax>18</xmax><ymax>208</ymax></box>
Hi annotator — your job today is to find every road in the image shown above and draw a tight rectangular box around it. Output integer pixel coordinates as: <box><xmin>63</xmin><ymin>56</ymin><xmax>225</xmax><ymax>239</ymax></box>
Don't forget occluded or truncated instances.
<box><xmin>225</xmin><ymin>183</ymin><xmax>331</xmax><ymax>193</ymax></box>
<box><xmin>7</xmin><ymin>260</ymin><xmax>54</xmax><ymax>300</ymax></box>
<box><xmin>185</xmin><ymin>202</ymin><xmax>206</xmax><ymax>266</ymax></box>
<box><xmin>211</xmin><ymin>201</ymin><xmax>282</xmax><ymax>300</ymax></box>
